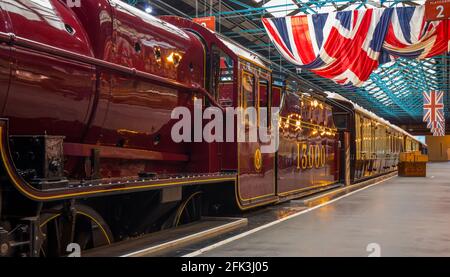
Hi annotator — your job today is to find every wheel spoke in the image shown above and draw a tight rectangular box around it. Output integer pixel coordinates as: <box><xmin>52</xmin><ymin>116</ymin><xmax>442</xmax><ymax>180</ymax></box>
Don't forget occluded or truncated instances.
<box><xmin>53</xmin><ymin>218</ymin><xmax>62</xmax><ymax>255</ymax></box>
<box><xmin>176</xmin><ymin>192</ymin><xmax>202</xmax><ymax>226</ymax></box>
<box><xmin>192</xmin><ymin>199</ymin><xmax>197</xmax><ymax>220</ymax></box>
<box><xmin>39</xmin><ymin>205</ymin><xmax>112</xmax><ymax>256</ymax></box>
<box><xmin>184</xmin><ymin>205</ymin><xmax>191</xmax><ymax>221</ymax></box>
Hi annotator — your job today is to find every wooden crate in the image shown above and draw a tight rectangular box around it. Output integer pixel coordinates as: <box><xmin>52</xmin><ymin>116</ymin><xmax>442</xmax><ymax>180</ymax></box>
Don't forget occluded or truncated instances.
<box><xmin>399</xmin><ymin>152</ymin><xmax>428</xmax><ymax>163</ymax></box>
<box><xmin>398</xmin><ymin>162</ymin><xmax>427</xmax><ymax>177</ymax></box>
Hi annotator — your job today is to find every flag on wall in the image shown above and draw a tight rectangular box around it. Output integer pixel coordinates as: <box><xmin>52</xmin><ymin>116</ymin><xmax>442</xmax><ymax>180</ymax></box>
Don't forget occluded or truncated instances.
<box><xmin>423</xmin><ymin>91</ymin><xmax>445</xmax><ymax>136</ymax></box>
<box><xmin>262</xmin><ymin>6</ymin><xmax>450</xmax><ymax>87</ymax></box>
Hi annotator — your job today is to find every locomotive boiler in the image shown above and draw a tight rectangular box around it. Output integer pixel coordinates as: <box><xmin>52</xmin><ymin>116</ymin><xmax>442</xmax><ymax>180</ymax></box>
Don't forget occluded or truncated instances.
<box><xmin>0</xmin><ymin>0</ymin><xmax>424</xmax><ymax>257</ymax></box>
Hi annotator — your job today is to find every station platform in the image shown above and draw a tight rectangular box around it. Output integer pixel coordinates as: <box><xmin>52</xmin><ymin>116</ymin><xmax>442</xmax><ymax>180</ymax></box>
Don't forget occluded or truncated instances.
<box><xmin>195</xmin><ymin>162</ymin><xmax>450</xmax><ymax>257</ymax></box>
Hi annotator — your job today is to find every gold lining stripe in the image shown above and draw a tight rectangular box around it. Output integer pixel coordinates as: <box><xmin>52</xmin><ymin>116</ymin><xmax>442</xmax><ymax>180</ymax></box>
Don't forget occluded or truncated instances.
<box><xmin>39</xmin><ymin>214</ymin><xmax>61</xmax><ymax>228</ymax></box>
<box><xmin>174</xmin><ymin>191</ymin><xmax>203</xmax><ymax>227</ymax></box>
<box><xmin>239</xmin><ymin>191</ymin><xmax>276</xmax><ymax>201</ymax></box>
<box><xmin>77</xmin><ymin>211</ymin><xmax>112</xmax><ymax>245</ymax></box>
<box><xmin>39</xmin><ymin>211</ymin><xmax>112</xmax><ymax>245</ymax></box>
<box><xmin>234</xmin><ymin>187</ymin><xmax>277</xmax><ymax>211</ymax></box>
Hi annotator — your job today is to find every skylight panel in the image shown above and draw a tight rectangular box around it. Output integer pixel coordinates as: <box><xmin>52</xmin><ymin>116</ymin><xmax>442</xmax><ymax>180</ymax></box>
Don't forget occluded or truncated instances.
<box><xmin>263</xmin><ymin>0</ymin><xmax>297</xmax><ymax>17</ymax></box>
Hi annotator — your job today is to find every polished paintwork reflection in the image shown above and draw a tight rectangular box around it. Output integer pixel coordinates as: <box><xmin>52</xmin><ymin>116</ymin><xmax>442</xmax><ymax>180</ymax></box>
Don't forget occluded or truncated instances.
<box><xmin>277</xmin><ymin>93</ymin><xmax>339</xmax><ymax>197</ymax></box>
<box><xmin>0</xmin><ymin>0</ymin><xmax>207</xmax><ymax>178</ymax></box>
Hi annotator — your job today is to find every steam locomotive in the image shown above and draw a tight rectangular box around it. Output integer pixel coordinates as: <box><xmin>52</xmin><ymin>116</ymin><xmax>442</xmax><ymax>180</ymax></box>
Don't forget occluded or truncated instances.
<box><xmin>0</xmin><ymin>0</ymin><xmax>424</xmax><ymax>256</ymax></box>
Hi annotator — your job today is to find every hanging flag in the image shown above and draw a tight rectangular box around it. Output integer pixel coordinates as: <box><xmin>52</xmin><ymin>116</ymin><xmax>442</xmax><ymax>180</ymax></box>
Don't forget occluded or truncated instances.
<box><xmin>423</xmin><ymin>91</ymin><xmax>445</xmax><ymax>136</ymax></box>
<box><xmin>262</xmin><ymin>6</ymin><xmax>450</xmax><ymax>87</ymax></box>
<box><xmin>439</xmin><ymin>123</ymin><xmax>446</xmax><ymax>136</ymax></box>
<box><xmin>431</xmin><ymin>120</ymin><xmax>445</xmax><ymax>136</ymax></box>
<box><xmin>423</xmin><ymin>91</ymin><xmax>445</xmax><ymax>123</ymax></box>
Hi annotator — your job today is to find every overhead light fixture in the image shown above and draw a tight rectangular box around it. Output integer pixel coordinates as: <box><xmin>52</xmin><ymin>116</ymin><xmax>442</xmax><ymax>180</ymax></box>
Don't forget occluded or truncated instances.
<box><xmin>145</xmin><ymin>6</ymin><xmax>153</xmax><ymax>14</ymax></box>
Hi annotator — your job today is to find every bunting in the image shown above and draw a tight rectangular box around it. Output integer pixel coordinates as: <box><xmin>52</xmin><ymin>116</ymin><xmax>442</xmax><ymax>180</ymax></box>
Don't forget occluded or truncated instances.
<box><xmin>262</xmin><ymin>6</ymin><xmax>449</xmax><ymax>87</ymax></box>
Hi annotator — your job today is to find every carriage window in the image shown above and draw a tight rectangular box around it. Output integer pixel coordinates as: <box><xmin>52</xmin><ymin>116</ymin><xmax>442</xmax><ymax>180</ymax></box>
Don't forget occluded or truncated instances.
<box><xmin>242</xmin><ymin>73</ymin><xmax>255</xmax><ymax>108</ymax></box>
<box><xmin>355</xmin><ymin>113</ymin><xmax>362</xmax><ymax>159</ymax></box>
<box><xmin>259</xmin><ymin>79</ymin><xmax>269</xmax><ymax>109</ymax></box>
<box><xmin>259</xmin><ymin>79</ymin><xmax>270</xmax><ymax>126</ymax></box>
<box><xmin>371</xmin><ymin>121</ymin><xmax>376</xmax><ymax>154</ymax></box>
<box><xmin>272</xmin><ymin>86</ymin><xmax>281</xmax><ymax>107</ymax></box>
<box><xmin>333</xmin><ymin>113</ymin><xmax>348</xmax><ymax>129</ymax></box>
<box><xmin>326</xmin><ymin>107</ymin><xmax>335</xmax><ymax>128</ymax></box>
<box><xmin>317</xmin><ymin>103</ymin><xmax>325</xmax><ymax>125</ymax></box>
<box><xmin>311</xmin><ymin>100</ymin><xmax>319</xmax><ymax>124</ymax></box>
<box><xmin>311</xmin><ymin>105</ymin><xmax>317</xmax><ymax>124</ymax></box>
<box><xmin>322</xmin><ymin>106</ymin><xmax>328</xmax><ymax>127</ymax></box>
<box><xmin>302</xmin><ymin>100</ymin><xmax>312</xmax><ymax>122</ymax></box>
<box><xmin>361</xmin><ymin>117</ymin><xmax>367</xmax><ymax>156</ymax></box>
<box><xmin>212</xmin><ymin>46</ymin><xmax>234</xmax><ymax>107</ymax></box>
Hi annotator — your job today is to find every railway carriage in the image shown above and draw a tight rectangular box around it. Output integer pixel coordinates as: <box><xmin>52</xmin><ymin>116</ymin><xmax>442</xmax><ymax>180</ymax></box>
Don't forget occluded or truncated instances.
<box><xmin>163</xmin><ymin>16</ymin><xmax>341</xmax><ymax>209</ymax></box>
<box><xmin>0</xmin><ymin>0</ymin><xmax>425</xmax><ymax>257</ymax></box>
<box><xmin>276</xmin><ymin>89</ymin><xmax>339</xmax><ymax>199</ymax></box>
<box><xmin>327</xmin><ymin>92</ymin><xmax>424</xmax><ymax>184</ymax></box>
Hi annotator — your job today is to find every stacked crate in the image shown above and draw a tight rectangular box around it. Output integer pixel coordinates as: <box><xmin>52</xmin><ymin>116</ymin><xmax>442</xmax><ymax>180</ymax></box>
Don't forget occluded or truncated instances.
<box><xmin>398</xmin><ymin>151</ymin><xmax>428</xmax><ymax>177</ymax></box>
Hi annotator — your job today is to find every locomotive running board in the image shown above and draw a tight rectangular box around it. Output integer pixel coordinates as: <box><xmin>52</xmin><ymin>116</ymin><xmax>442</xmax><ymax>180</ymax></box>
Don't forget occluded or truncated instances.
<box><xmin>0</xmin><ymin>119</ymin><xmax>236</xmax><ymax>202</ymax></box>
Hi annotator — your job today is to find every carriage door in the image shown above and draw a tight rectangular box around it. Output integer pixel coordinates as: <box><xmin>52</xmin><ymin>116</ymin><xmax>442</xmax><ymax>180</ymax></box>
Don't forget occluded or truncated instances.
<box><xmin>258</xmin><ymin>76</ymin><xmax>277</xmax><ymax>191</ymax></box>
<box><xmin>343</xmin><ymin>132</ymin><xmax>351</xmax><ymax>185</ymax></box>
<box><xmin>237</xmin><ymin>66</ymin><xmax>276</xmax><ymax>206</ymax></box>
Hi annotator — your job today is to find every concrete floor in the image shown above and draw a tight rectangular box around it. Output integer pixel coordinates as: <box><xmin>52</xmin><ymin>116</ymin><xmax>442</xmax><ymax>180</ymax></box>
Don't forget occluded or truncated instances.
<box><xmin>200</xmin><ymin>162</ymin><xmax>450</xmax><ymax>257</ymax></box>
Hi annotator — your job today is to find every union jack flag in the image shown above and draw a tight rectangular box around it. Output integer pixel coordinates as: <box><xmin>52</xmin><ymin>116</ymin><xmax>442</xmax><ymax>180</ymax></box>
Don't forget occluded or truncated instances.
<box><xmin>423</xmin><ymin>91</ymin><xmax>445</xmax><ymax>136</ymax></box>
<box><xmin>430</xmin><ymin>120</ymin><xmax>445</xmax><ymax>136</ymax></box>
<box><xmin>423</xmin><ymin>91</ymin><xmax>444</xmax><ymax>123</ymax></box>
<box><xmin>262</xmin><ymin>6</ymin><xmax>450</xmax><ymax>87</ymax></box>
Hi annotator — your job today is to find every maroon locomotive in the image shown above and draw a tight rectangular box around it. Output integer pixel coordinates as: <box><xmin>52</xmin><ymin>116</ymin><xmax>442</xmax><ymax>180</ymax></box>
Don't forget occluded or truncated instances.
<box><xmin>0</xmin><ymin>0</ymin><xmax>424</xmax><ymax>256</ymax></box>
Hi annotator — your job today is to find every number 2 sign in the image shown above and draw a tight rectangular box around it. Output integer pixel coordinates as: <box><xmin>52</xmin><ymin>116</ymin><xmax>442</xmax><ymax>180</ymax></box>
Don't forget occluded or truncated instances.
<box><xmin>425</xmin><ymin>0</ymin><xmax>450</xmax><ymax>21</ymax></box>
